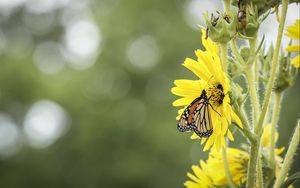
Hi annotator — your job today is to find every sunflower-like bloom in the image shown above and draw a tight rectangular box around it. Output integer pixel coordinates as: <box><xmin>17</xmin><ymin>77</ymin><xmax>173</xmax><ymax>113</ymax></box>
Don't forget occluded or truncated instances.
<box><xmin>184</xmin><ymin>124</ymin><xmax>285</xmax><ymax>188</ymax></box>
<box><xmin>184</xmin><ymin>148</ymin><xmax>248</xmax><ymax>188</ymax></box>
<box><xmin>171</xmin><ymin>30</ymin><xmax>242</xmax><ymax>151</ymax></box>
<box><xmin>285</xmin><ymin>19</ymin><xmax>300</xmax><ymax>68</ymax></box>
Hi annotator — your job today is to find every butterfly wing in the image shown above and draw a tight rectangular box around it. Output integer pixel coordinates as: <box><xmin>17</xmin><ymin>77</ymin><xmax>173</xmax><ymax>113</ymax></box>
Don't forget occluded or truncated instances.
<box><xmin>192</xmin><ymin>100</ymin><xmax>213</xmax><ymax>137</ymax></box>
<box><xmin>177</xmin><ymin>97</ymin><xmax>203</xmax><ymax>132</ymax></box>
<box><xmin>177</xmin><ymin>90</ymin><xmax>213</xmax><ymax>138</ymax></box>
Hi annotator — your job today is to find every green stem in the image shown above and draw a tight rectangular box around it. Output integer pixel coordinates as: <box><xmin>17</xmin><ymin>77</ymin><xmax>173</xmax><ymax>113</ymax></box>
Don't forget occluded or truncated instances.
<box><xmin>230</xmin><ymin>40</ymin><xmax>245</xmax><ymax>64</ymax></box>
<box><xmin>254</xmin><ymin>0</ymin><xmax>288</xmax><ymax>135</ymax></box>
<box><xmin>269</xmin><ymin>92</ymin><xmax>282</xmax><ymax>172</ymax></box>
<box><xmin>246</xmin><ymin>139</ymin><xmax>259</xmax><ymax>188</ymax></box>
<box><xmin>222</xmin><ymin>146</ymin><xmax>236</xmax><ymax>188</ymax></box>
<box><xmin>223</xmin><ymin>0</ymin><xmax>231</xmax><ymax>13</ymax></box>
<box><xmin>254</xmin><ymin>59</ymin><xmax>259</xmax><ymax>90</ymax></box>
<box><xmin>274</xmin><ymin>120</ymin><xmax>300</xmax><ymax>188</ymax></box>
<box><xmin>247</xmin><ymin>1</ymin><xmax>289</xmax><ymax>187</ymax></box>
<box><xmin>247</xmin><ymin>35</ymin><xmax>258</xmax><ymax>66</ymax></box>
<box><xmin>257</xmin><ymin>152</ymin><xmax>264</xmax><ymax>188</ymax></box>
<box><xmin>245</xmin><ymin>34</ymin><xmax>260</xmax><ymax>125</ymax></box>
<box><xmin>234</xmin><ymin>106</ymin><xmax>256</xmax><ymax>143</ymax></box>
<box><xmin>245</xmin><ymin>69</ymin><xmax>260</xmax><ymax>125</ymax></box>
<box><xmin>220</xmin><ymin>43</ymin><xmax>228</xmax><ymax>72</ymax></box>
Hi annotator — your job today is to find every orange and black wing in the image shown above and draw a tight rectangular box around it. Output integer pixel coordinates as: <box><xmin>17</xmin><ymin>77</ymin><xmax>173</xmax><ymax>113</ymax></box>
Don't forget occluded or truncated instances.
<box><xmin>177</xmin><ymin>89</ymin><xmax>213</xmax><ymax>138</ymax></box>
<box><xmin>177</xmin><ymin>97</ymin><xmax>204</xmax><ymax>132</ymax></box>
<box><xmin>192</xmin><ymin>100</ymin><xmax>213</xmax><ymax>137</ymax></box>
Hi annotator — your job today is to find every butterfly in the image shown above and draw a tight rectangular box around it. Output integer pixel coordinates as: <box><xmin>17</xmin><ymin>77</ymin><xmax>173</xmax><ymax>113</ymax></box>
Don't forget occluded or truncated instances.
<box><xmin>177</xmin><ymin>89</ymin><xmax>215</xmax><ymax>138</ymax></box>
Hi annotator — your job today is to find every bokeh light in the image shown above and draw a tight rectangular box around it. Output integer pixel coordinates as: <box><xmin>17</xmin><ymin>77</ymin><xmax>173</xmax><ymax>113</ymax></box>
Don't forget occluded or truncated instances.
<box><xmin>260</xmin><ymin>3</ymin><xmax>300</xmax><ymax>47</ymax></box>
<box><xmin>0</xmin><ymin>113</ymin><xmax>21</xmax><ymax>158</ymax></box>
<box><xmin>25</xmin><ymin>0</ymin><xmax>69</xmax><ymax>14</ymax></box>
<box><xmin>183</xmin><ymin>0</ymin><xmax>223</xmax><ymax>29</ymax></box>
<box><xmin>33</xmin><ymin>41</ymin><xmax>65</xmax><ymax>74</ymax></box>
<box><xmin>126</xmin><ymin>35</ymin><xmax>160</xmax><ymax>71</ymax></box>
<box><xmin>23</xmin><ymin>100</ymin><xmax>70</xmax><ymax>149</ymax></box>
<box><xmin>63</xmin><ymin>19</ymin><xmax>101</xmax><ymax>70</ymax></box>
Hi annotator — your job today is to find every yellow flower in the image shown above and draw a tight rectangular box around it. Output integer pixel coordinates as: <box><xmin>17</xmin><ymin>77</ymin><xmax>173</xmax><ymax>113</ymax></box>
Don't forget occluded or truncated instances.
<box><xmin>261</xmin><ymin>124</ymin><xmax>285</xmax><ymax>176</ymax></box>
<box><xmin>184</xmin><ymin>148</ymin><xmax>248</xmax><ymax>188</ymax></box>
<box><xmin>285</xmin><ymin>19</ymin><xmax>300</xmax><ymax>68</ymax></box>
<box><xmin>261</xmin><ymin>124</ymin><xmax>285</xmax><ymax>155</ymax></box>
<box><xmin>184</xmin><ymin>124</ymin><xmax>287</xmax><ymax>188</ymax></box>
<box><xmin>171</xmin><ymin>30</ymin><xmax>242</xmax><ymax>151</ymax></box>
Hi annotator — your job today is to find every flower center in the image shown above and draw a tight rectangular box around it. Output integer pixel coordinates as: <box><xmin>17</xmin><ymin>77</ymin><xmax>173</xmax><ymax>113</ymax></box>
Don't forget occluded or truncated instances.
<box><xmin>207</xmin><ymin>83</ymin><xmax>225</xmax><ymax>106</ymax></box>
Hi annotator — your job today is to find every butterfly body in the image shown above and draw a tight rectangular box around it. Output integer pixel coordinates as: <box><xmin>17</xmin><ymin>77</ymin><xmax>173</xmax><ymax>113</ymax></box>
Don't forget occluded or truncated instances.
<box><xmin>177</xmin><ymin>90</ymin><xmax>213</xmax><ymax>138</ymax></box>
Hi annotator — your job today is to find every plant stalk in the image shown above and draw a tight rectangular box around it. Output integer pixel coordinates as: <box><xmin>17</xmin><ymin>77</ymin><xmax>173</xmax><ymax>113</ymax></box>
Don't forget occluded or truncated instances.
<box><xmin>256</xmin><ymin>152</ymin><xmax>264</xmax><ymax>188</ymax></box>
<box><xmin>220</xmin><ymin>43</ymin><xmax>228</xmax><ymax>72</ymax></box>
<box><xmin>274</xmin><ymin>120</ymin><xmax>300</xmax><ymax>188</ymax></box>
<box><xmin>254</xmin><ymin>0</ymin><xmax>289</xmax><ymax>135</ymax></box>
<box><xmin>269</xmin><ymin>92</ymin><xmax>282</xmax><ymax>171</ymax></box>
<box><xmin>222</xmin><ymin>146</ymin><xmax>236</xmax><ymax>188</ymax></box>
<box><xmin>245</xmin><ymin>69</ymin><xmax>260</xmax><ymax>125</ymax></box>
<box><xmin>246</xmin><ymin>138</ymin><xmax>259</xmax><ymax>188</ymax></box>
<box><xmin>223</xmin><ymin>0</ymin><xmax>231</xmax><ymax>13</ymax></box>
<box><xmin>246</xmin><ymin>1</ymin><xmax>289</xmax><ymax>187</ymax></box>
<box><xmin>234</xmin><ymin>106</ymin><xmax>256</xmax><ymax>143</ymax></box>
<box><xmin>230</xmin><ymin>40</ymin><xmax>245</xmax><ymax>64</ymax></box>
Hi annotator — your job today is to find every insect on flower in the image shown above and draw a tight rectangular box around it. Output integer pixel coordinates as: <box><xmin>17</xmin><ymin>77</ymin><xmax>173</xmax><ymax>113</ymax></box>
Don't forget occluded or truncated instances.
<box><xmin>177</xmin><ymin>82</ymin><xmax>224</xmax><ymax>138</ymax></box>
<box><xmin>171</xmin><ymin>29</ymin><xmax>242</xmax><ymax>151</ymax></box>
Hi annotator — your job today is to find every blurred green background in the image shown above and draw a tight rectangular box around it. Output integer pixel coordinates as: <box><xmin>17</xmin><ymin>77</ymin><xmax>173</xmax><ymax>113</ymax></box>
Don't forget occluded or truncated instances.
<box><xmin>0</xmin><ymin>0</ymin><xmax>299</xmax><ymax>187</ymax></box>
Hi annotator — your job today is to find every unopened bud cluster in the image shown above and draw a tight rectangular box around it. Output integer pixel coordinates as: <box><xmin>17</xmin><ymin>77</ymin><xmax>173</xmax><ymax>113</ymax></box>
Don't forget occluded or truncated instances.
<box><xmin>205</xmin><ymin>11</ymin><xmax>237</xmax><ymax>43</ymax></box>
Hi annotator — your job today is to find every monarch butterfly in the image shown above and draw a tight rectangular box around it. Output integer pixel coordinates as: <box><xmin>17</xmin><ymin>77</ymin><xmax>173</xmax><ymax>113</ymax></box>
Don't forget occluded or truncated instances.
<box><xmin>177</xmin><ymin>87</ymin><xmax>223</xmax><ymax>138</ymax></box>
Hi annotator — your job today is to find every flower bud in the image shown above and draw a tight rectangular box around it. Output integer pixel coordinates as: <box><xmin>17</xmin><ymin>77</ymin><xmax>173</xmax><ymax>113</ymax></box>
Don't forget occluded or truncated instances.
<box><xmin>205</xmin><ymin>11</ymin><xmax>237</xmax><ymax>44</ymax></box>
<box><xmin>229</xmin><ymin>82</ymin><xmax>246</xmax><ymax>107</ymax></box>
<box><xmin>240</xmin><ymin>46</ymin><xmax>250</xmax><ymax>62</ymax></box>
<box><xmin>236</xmin><ymin>3</ymin><xmax>260</xmax><ymax>37</ymax></box>
<box><xmin>274</xmin><ymin>55</ymin><xmax>297</xmax><ymax>92</ymax></box>
<box><xmin>232</xmin><ymin>0</ymin><xmax>280</xmax><ymax>16</ymax></box>
<box><xmin>228</xmin><ymin>58</ymin><xmax>243</xmax><ymax>77</ymax></box>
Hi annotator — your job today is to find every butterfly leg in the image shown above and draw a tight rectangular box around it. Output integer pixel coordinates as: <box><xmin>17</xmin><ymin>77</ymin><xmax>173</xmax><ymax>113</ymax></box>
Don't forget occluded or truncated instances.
<box><xmin>208</xmin><ymin>103</ymin><xmax>222</xmax><ymax>117</ymax></box>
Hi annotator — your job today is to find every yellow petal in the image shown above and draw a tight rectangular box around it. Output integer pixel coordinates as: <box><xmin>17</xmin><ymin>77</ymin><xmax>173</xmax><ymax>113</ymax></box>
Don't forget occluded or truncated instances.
<box><xmin>191</xmin><ymin>165</ymin><xmax>206</xmax><ymax>181</ymax></box>
<box><xmin>285</xmin><ymin>19</ymin><xmax>300</xmax><ymax>40</ymax></box>
<box><xmin>276</xmin><ymin>147</ymin><xmax>285</xmax><ymax>155</ymax></box>
<box><xmin>172</xmin><ymin>79</ymin><xmax>202</xmax><ymax>98</ymax></box>
<box><xmin>286</xmin><ymin>44</ymin><xmax>300</xmax><ymax>52</ymax></box>
<box><xmin>291</xmin><ymin>55</ymin><xmax>300</xmax><ymax>68</ymax></box>
<box><xmin>261</xmin><ymin>124</ymin><xmax>280</xmax><ymax>147</ymax></box>
<box><xmin>191</xmin><ymin>133</ymin><xmax>200</xmax><ymax>139</ymax></box>
<box><xmin>221</xmin><ymin>117</ymin><xmax>228</xmax><ymax>136</ymax></box>
<box><xmin>231</xmin><ymin>109</ymin><xmax>243</xmax><ymax>128</ymax></box>
<box><xmin>173</xmin><ymin>97</ymin><xmax>194</xmax><ymax>107</ymax></box>
<box><xmin>220</xmin><ymin>136</ymin><xmax>225</xmax><ymax>148</ymax></box>
<box><xmin>227</xmin><ymin>130</ymin><xmax>234</xmax><ymax>141</ymax></box>
<box><xmin>172</xmin><ymin>86</ymin><xmax>200</xmax><ymax>98</ymax></box>
<box><xmin>187</xmin><ymin>171</ymin><xmax>201</xmax><ymax>184</ymax></box>
<box><xmin>173</xmin><ymin>79</ymin><xmax>202</xmax><ymax>90</ymax></box>
<box><xmin>183</xmin><ymin>58</ymin><xmax>211</xmax><ymax>80</ymax></box>
<box><xmin>203</xmin><ymin>135</ymin><xmax>214</xmax><ymax>151</ymax></box>
<box><xmin>184</xmin><ymin>180</ymin><xmax>203</xmax><ymax>188</ymax></box>
<box><xmin>195</xmin><ymin>50</ymin><xmax>220</xmax><ymax>83</ymax></box>
<box><xmin>201</xmin><ymin>29</ymin><xmax>220</xmax><ymax>55</ymax></box>
<box><xmin>200</xmin><ymin>137</ymin><xmax>207</xmax><ymax>144</ymax></box>
<box><xmin>215</xmin><ymin>136</ymin><xmax>221</xmax><ymax>150</ymax></box>
<box><xmin>176</xmin><ymin>108</ymin><xmax>185</xmax><ymax>120</ymax></box>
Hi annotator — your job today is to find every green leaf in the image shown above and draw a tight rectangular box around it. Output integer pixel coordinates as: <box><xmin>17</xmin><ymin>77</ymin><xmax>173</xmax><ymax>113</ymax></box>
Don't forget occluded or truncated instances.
<box><xmin>280</xmin><ymin>172</ymin><xmax>300</xmax><ymax>188</ymax></box>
